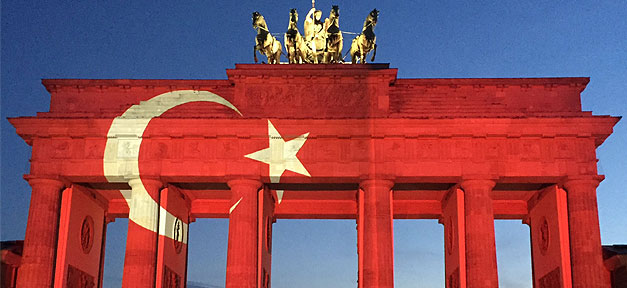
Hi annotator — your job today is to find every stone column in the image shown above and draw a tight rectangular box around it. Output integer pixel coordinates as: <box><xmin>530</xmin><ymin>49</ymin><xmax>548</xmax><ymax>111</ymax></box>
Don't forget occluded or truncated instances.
<box><xmin>16</xmin><ymin>177</ymin><xmax>65</xmax><ymax>288</ymax></box>
<box><xmin>122</xmin><ymin>178</ymin><xmax>163</xmax><ymax>288</ymax></box>
<box><xmin>460</xmin><ymin>179</ymin><xmax>498</xmax><ymax>288</ymax></box>
<box><xmin>360</xmin><ymin>180</ymin><xmax>394</xmax><ymax>288</ymax></box>
<box><xmin>226</xmin><ymin>179</ymin><xmax>262</xmax><ymax>288</ymax></box>
<box><xmin>563</xmin><ymin>178</ymin><xmax>610</xmax><ymax>288</ymax></box>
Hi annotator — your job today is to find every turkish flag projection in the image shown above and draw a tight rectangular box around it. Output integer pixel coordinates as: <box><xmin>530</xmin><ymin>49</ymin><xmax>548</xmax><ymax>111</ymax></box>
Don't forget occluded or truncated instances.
<box><xmin>111</xmin><ymin>89</ymin><xmax>352</xmax><ymax>244</ymax></box>
<box><xmin>103</xmin><ymin>86</ymin><xmax>392</xmax><ymax>269</ymax></box>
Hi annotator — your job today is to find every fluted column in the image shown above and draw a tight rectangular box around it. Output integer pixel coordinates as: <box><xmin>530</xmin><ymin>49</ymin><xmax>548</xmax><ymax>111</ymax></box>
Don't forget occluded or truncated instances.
<box><xmin>461</xmin><ymin>179</ymin><xmax>498</xmax><ymax>288</ymax></box>
<box><xmin>360</xmin><ymin>179</ymin><xmax>394</xmax><ymax>288</ymax></box>
<box><xmin>122</xmin><ymin>178</ymin><xmax>163</xmax><ymax>288</ymax></box>
<box><xmin>226</xmin><ymin>179</ymin><xmax>262</xmax><ymax>288</ymax></box>
<box><xmin>16</xmin><ymin>177</ymin><xmax>65</xmax><ymax>288</ymax></box>
<box><xmin>563</xmin><ymin>178</ymin><xmax>610</xmax><ymax>288</ymax></box>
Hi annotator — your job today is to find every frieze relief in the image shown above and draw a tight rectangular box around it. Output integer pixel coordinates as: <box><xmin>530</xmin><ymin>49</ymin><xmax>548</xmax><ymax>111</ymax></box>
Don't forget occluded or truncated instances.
<box><xmin>538</xmin><ymin>217</ymin><xmax>550</xmax><ymax>255</ymax></box>
<box><xmin>66</xmin><ymin>265</ymin><xmax>95</xmax><ymax>288</ymax></box>
<box><xmin>163</xmin><ymin>266</ymin><xmax>181</xmax><ymax>288</ymax></box>
<box><xmin>539</xmin><ymin>267</ymin><xmax>561</xmax><ymax>288</ymax></box>
<box><xmin>80</xmin><ymin>216</ymin><xmax>94</xmax><ymax>254</ymax></box>
<box><xmin>84</xmin><ymin>139</ymin><xmax>102</xmax><ymax>159</ymax></box>
<box><xmin>117</xmin><ymin>138</ymin><xmax>140</xmax><ymax>159</ymax></box>
<box><xmin>173</xmin><ymin>218</ymin><xmax>184</xmax><ymax>254</ymax></box>
<box><xmin>33</xmin><ymin>133</ymin><xmax>596</xmax><ymax>173</ymax></box>
<box><xmin>52</xmin><ymin>140</ymin><xmax>71</xmax><ymax>159</ymax></box>
<box><xmin>141</xmin><ymin>137</ymin><xmax>591</xmax><ymax>166</ymax></box>
<box><xmin>241</xmin><ymin>84</ymin><xmax>375</xmax><ymax>117</ymax></box>
<box><xmin>150</xmin><ymin>141</ymin><xmax>170</xmax><ymax>160</ymax></box>
<box><xmin>182</xmin><ymin>140</ymin><xmax>203</xmax><ymax>159</ymax></box>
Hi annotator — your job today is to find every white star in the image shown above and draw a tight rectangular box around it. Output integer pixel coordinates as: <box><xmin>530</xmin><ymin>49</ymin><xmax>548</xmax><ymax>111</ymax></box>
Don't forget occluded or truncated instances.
<box><xmin>245</xmin><ymin>120</ymin><xmax>311</xmax><ymax>203</ymax></box>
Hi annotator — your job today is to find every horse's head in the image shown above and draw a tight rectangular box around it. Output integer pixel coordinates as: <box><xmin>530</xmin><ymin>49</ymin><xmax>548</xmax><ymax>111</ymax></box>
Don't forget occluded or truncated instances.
<box><xmin>330</xmin><ymin>5</ymin><xmax>340</xmax><ymax>18</ymax></box>
<box><xmin>290</xmin><ymin>8</ymin><xmax>298</xmax><ymax>23</ymax></box>
<box><xmin>252</xmin><ymin>11</ymin><xmax>263</xmax><ymax>28</ymax></box>
<box><xmin>369</xmin><ymin>9</ymin><xmax>379</xmax><ymax>23</ymax></box>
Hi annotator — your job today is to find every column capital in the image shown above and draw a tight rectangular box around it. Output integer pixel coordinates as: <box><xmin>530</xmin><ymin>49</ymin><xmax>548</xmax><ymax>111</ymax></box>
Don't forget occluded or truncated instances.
<box><xmin>459</xmin><ymin>179</ymin><xmax>496</xmax><ymax>191</ymax></box>
<box><xmin>359</xmin><ymin>179</ymin><xmax>394</xmax><ymax>191</ymax></box>
<box><xmin>227</xmin><ymin>179</ymin><xmax>262</xmax><ymax>190</ymax></box>
<box><xmin>24</xmin><ymin>175</ymin><xmax>65</xmax><ymax>190</ymax></box>
<box><xmin>562</xmin><ymin>175</ymin><xmax>603</xmax><ymax>190</ymax></box>
<box><xmin>128</xmin><ymin>178</ymin><xmax>164</xmax><ymax>190</ymax></box>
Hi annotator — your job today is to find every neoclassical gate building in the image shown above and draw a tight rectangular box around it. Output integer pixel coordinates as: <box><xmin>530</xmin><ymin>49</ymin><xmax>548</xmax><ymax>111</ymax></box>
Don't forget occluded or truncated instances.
<box><xmin>10</xmin><ymin>64</ymin><xmax>618</xmax><ymax>288</ymax></box>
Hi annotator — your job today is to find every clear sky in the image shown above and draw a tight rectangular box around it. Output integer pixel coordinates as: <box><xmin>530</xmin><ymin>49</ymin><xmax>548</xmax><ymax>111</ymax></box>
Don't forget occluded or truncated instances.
<box><xmin>1</xmin><ymin>1</ymin><xmax>626</xmax><ymax>287</ymax></box>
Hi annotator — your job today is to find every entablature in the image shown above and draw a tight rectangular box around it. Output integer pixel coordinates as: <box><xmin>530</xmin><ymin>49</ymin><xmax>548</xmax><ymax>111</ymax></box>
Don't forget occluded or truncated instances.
<box><xmin>10</xmin><ymin>117</ymin><xmax>619</xmax><ymax>147</ymax></box>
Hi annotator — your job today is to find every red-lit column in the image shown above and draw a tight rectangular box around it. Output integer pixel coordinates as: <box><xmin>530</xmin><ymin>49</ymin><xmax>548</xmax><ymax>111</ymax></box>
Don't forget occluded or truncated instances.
<box><xmin>16</xmin><ymin>177</ymin><xmax>65</xmax><ymax>288</ymax></box>
<box><xmin>563</xmin><ymin>178</ymin><xmax>610</xmax><ymax>288</ymax></box>
<box><xmin>461</xmin><ymin>179</ymin><xmax>498</xmax><ymax>288</ymax></box>
<box><xmin>122</xmin><ymin>178</ymin><xmax>163</xmax><ymax>288</ymax></box>
<box><xmin>226</xmin><ymin>179</ymin><xmax>261</xmax><ymax>288</ymax></box>
<box><xmin>360</xmin><ymin>180</ymin><xmax>394</xmax><ymax>288</ymax></box>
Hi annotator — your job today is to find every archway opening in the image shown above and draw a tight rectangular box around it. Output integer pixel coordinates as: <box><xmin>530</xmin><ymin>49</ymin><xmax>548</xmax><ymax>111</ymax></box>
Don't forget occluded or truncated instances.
<box><xmin>394</xmin><ymin>219</ymin><xmax>445</xmax><ymax>287</ymax></box>
<box><xmin>495</xmin><ymin>220</ymin><xmax>533</xmax><ymax>287</ymax></box>
<box><xmin>102</xmin><ymin>218</ymin><xmax>128</xmax><ymax>288</ymax></box>
<box><xmin>271</xmin><ymin>219</ymin><xmax>358</xmax><ymax>288</ymax></box>
<box><xmin>186</xmin><ymin>218</ymin><xmax>229</xmax><ymax>288</ymax></box>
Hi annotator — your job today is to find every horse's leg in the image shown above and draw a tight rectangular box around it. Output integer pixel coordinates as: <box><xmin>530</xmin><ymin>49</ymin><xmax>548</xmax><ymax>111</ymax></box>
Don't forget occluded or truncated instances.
<box><xmin>360</xmin><ymin>44</ymin><xmax>366</xmax><ymax>64</ymax></box>
<box><xmin>312</xmin><ymin>41</ymin><xmax>318</xmax><ymax>64</ymax></box>
<box><xmin>301</xmin><ymin>45</ymin><xmax>308</xmax><ymax>64</ymax></box>
<box><xmin>276</xmin><ymin>46</ymin><xmax>282</xmax><ymax>64</ymax></box>
<box><xmin>371</xmin><ymin>43</ymin><xmax>377</xmax><ymax>62</ymax></box>
<box><xmin>287</xmin><ymin>42</ymin><xmax>293</xmax><ymax>64</ymax></box>
<box><xmin>297</xmin><ymin>44</ymin><xmax>304</xmax><ymax>64</ymax></box>
<box><xmin>268</xmin><ymin>43</ymin><xmax>274</xmax><ymax>64</ymax></box>
<box><xmin>254</xmin><ymin>45</ymin><xmax>258</xmax><ymax>63</ymax></box>
<box><xmin>337</xmin><ymin>39</ymin><xmax>343</xmax><ymax>63</ymax></box>
<box><xmin>291</xmin><ymin>42</ymin><xmax>296</xmax><ymax>64</ymax></box>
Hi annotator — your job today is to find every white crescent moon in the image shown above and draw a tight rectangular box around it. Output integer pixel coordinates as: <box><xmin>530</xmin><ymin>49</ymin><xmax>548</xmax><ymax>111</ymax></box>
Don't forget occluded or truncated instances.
<box><xmin>103</xmin><ymin>90</ymin><xmax>241</xmax><ymax>243</ymax></box>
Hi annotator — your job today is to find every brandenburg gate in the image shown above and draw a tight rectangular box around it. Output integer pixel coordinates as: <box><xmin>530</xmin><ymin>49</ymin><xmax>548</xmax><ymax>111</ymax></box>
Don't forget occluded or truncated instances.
<box><xmin>9</xmin><ymin>64</ymin><xmax>618</xmax><ymax>287</ymax></box>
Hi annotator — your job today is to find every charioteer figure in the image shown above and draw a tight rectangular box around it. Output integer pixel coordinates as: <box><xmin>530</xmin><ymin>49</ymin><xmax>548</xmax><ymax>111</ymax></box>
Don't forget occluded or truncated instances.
<box><xmin>304</xmin><ymin>4</ymin><xmax>325</xmax><ymax>63</ymax></box>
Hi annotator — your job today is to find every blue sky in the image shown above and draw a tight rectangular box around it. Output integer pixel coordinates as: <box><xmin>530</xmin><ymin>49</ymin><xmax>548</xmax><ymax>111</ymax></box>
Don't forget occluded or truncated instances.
<box><xmin>2</xmin><ymin>1</ymin><xmax>626</xmax><ymax>287</ymax></box>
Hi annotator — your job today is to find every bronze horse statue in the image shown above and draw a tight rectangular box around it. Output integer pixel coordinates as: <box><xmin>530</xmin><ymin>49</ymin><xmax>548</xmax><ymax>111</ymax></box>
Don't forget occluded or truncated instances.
<box><xmin>284</xmin><ymin>9</ymin><xmax>311</xmax><ymax>64</ymax></box>
<box><xmin>349</xmin><ymin>9</ymin><xmax>378</xmax><ymax>64</ymax></box>
<box><xmin>324</xmin><ymin>5</ymin><xmax>343</xmax><ymax>63</ymax></box>
<box><xmin>253</xmin><ymin>11</ymin><xmax>282</xmax><ymax>64</ymax></box>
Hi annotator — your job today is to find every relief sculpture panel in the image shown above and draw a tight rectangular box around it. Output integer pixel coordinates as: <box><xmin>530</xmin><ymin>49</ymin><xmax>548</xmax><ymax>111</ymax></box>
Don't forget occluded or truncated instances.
<box><xmin>539</xmin><ymin>267</ymin><xmax>561</xmax><ymax>288</ymax></box>
<box><xmin>243</xmin><ymin>84</ymin><xmax>369</xmax><ymax>118</ymax></box>
<box><xmin>66</xmin><ymin>265</ymin><xmax>95</xmax><ymax>288</ymax></box>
